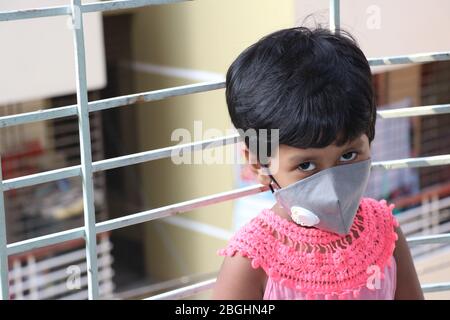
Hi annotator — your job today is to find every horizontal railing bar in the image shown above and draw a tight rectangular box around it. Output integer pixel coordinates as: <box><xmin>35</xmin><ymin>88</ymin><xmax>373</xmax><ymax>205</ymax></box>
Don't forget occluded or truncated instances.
<box><xmin>377</xmin><ymin>104</ymin><xmax>450</xmax><ymax>119</ymax></box>
<box><xmin>1</xmin><ymin>134</ymin><xmax>239</xmax><ymax>191</ymax></box>
<box><xmin>7</xmin><ymin>227</ymin><xmax>84</xmax><ymax>256</ymax></box>
<box><xmin>0</xmin><ymin>105</ymin><xmax>77</xmax><ymax>128</ymax></box>
<box><xmin>0</xmin><ymin>6</ymin><xmax>69</xmax><ymax>21</ymax></box>
<box><xmin>0</xmin><ymin>96</ymin><xmax>448</xmax><ymax>129</ymax></box>
<box><xmin>0</xmin><ymin>0</ymin><xmax>188</xmax><ymax>22</ymax></box>
<box><xmin>371</xmin><ymin>154</ymin><xmax>450</xmax><ymax>170</ymax></box>
<box><xmin>6</xmin><ymin>184</ymin><xmax>267</xmax><ymax>256</ymax></box>
<box><xmin>4</xmin><ymin>144</ymin><xmax>450</xmax><ymax>191</ymax></box>
<box><xmin>368</xmin><ymin>51</ymin><xmax>450</xmax><ymax>66</ymax></box>
<box><xmin>421</xmin><ymin>282</ymin><xmax>450</xmax><ymax>293</ymax></box>
<box><xmin>406</xmin><ymin>233</ymin><xmax>450</xmax><ymax>246</ymax></box>
<box><xmin>2</xmin><ymin>166</ymin><xmax>81</xmax><ymax>191</ymax></box>
<box><xmin>95</xmin><ymin>184</ymin><xmax>268</xmax><ymax>233</ymax></box>
<box><xmin>144</xmin><ymin>278</ymin><xmax>216</xmax><ymax>300</ymax></box>
<box><xmin>92</xmin><ymin>134</ymin><xmax>240</xmax><ymax>172</ymax></box>
<box><xmin>0</xmin><ymin>81</ymin><xmax>225</xmax><ymax>129</ymax></box>
<box><xmin>89</xmin><ymin>81</ymin><xmax>225</xmax><ymax>113</ymax></box>
<box><xmin>5</xmin><ymin>181</ymin><xmax>450</xmax><ymax>256</ymax></box>
<box><xmin>82</xmin><ymin>0</ymin><xmax>189</xmax><ymax>14</ymax></box>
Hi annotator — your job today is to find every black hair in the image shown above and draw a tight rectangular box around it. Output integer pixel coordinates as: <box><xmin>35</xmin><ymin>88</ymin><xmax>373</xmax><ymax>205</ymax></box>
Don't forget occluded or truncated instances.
<box><xmin>225</xmin><ymin>26</ymin><xmax>376</xmax><ymax>161</ymax></box>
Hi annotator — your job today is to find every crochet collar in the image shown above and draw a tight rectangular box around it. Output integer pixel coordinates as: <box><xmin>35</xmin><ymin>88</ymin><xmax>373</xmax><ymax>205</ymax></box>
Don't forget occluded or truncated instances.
<box><xmin>217</xmin><ymin>197</ymin><xmax>399</xmax><ymax>298</ymax></box>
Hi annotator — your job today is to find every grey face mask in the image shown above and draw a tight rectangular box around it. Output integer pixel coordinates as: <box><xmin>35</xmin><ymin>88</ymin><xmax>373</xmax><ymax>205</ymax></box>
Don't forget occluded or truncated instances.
<box><xmin>265</xmin><ymin>158</ymin><xmax>372</xmax><ymax>236</ymax></box>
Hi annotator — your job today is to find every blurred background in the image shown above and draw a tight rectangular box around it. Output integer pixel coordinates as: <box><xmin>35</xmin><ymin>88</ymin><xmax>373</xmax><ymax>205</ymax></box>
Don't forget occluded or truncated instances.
<box><xmin>1</xmin><ymin>0</ymin><xmax>450</xmax><ymax>299</ymax></box>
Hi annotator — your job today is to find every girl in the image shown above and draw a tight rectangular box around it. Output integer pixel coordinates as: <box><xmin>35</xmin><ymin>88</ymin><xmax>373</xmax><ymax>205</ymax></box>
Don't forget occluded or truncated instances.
<box><xmin>212</xmin><ymin>26</ymin><xmax>423</xmax><ymax>300</ymax></box>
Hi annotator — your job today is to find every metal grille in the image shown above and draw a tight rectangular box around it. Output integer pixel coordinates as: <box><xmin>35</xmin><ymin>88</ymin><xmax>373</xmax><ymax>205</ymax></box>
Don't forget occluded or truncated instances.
<box><xmin>1</xmin><ymin>0</ymin><xmax>450</xmax><ymax>300</ymax></box>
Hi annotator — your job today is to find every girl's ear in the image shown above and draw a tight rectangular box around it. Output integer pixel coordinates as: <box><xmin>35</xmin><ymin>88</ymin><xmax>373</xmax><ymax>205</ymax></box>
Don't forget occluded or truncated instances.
<box><xmin>242</xmin><ymin>144</ymin><xmax>272</xmax><ymax>186</ymax></box>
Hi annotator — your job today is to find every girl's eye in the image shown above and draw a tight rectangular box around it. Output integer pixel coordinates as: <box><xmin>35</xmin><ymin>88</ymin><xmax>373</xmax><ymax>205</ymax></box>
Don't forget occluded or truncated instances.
<box><xmin>297</xmin><ymin>162</ymin><xmax>316</xmax><ymax>172</ymax></box>
<box><xmin>340</xmin><ymin>151</ymin><xmax>357</xmax><ymax>162</ymax></box>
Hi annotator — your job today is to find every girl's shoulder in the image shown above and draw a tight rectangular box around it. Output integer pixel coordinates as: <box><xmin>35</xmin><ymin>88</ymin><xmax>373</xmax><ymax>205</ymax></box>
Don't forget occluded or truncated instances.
<box><xmin>216</xmin><ymin>208</ymin><xmax>276</xmax><ymax>264</ymax></box>
<box><xmin>213</xmin><ymin>210</ymin><xmax>271</xmax><ymax>298</ymax></box>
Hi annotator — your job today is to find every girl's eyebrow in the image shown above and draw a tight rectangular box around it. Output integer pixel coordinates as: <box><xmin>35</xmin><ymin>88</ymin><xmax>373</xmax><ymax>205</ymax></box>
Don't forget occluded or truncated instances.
<box><xmin>288</xmin><ymin>153</ymin><xmax>318</xmax><ymax>163</ymax></box>
<box><xmin>349</xmin><ymin>139</ymin><xmax>364</xmax><ymax>150</ymax></box>
<box><xmin>289</xmin><ymin>139</ymin><xmax>364</xmax><ymax>163</ymax></box>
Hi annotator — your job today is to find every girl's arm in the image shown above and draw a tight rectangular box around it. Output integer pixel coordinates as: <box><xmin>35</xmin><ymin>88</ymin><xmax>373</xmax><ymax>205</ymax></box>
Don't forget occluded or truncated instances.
<box><xmin>393</xmin><ymin>226</ymin><xmax>424</xmax><ymax>299</ymax></box>
<box><xmin>212</xmin><ymin>255</ymin><xmax>267</xmax><ymax>299</ymax></box>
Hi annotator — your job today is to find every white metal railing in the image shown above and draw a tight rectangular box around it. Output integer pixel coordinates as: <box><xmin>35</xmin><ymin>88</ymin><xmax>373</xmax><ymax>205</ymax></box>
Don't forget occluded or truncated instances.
<box><xmin>9</xmin><ymin>238</ymin><xmax>114</xmax><ymax>299</ymax></box>
<box><xmin>1</xmin><ymin>0</ymin><xmax>450</xmax><ymax>300</ymax></box>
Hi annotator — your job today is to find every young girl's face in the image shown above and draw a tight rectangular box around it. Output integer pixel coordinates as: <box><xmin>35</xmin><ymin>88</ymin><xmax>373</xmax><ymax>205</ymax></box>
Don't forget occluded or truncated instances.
<box><xmin>248</xmin><ymin>133</ymin><xmax>371</xmax><ymax>189</ymax></box>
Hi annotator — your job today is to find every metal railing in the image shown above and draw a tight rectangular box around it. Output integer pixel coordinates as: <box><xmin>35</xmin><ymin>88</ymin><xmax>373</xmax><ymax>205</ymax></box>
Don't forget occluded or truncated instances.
<box><xmin>1</xmin><ymin>0</ymin><xmax>450</xmax><ymax>300</ymax></box>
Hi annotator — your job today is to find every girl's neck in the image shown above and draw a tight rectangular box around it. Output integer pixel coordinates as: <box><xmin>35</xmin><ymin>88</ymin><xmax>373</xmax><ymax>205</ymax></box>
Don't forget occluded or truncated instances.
<box><xmin>271</xmin><ymin>201</ymin><xmax>293</xmax><ymax>222</ymax></box>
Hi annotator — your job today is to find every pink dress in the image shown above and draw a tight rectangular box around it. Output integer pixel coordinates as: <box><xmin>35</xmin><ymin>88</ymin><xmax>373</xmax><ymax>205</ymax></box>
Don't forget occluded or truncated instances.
<box><xmin>217</xmin><ymin>197</ymin><xmax>399</xmax><ymax>300</ymax></box>
<box><xmin>263</xmin><ymin>256</ymin><xmax>396</xmax><ymax>299</ymax></box>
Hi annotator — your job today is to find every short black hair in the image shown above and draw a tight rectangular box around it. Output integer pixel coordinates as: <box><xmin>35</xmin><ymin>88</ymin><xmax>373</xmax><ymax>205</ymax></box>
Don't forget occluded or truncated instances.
<box><xmin>225</xmin><ymin>26</ymin><xmax>376</xmax><ymax>160</ymax></box>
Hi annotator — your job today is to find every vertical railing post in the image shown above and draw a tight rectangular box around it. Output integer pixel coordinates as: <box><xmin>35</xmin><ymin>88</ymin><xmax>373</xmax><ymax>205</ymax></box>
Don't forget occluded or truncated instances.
<box><xmin>0</xmin><ymin>156</ymin><xmax>9</xmax><ymax>300</ymax></box>
<box><xmin>70</xmin><ymin>0</ymin><xmax>99</xmax><ymax>300</ymax></box>
<box><xmin>330</xmin><ymin>0</ymin><xmax>340</xmax><ymax>34</ymax></box>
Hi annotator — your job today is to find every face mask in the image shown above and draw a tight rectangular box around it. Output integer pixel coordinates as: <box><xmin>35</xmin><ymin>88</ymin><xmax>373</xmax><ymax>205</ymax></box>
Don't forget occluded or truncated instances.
<box><xmin>264</xmin><ymin>158</ymin><xmax>372</xmax><ymax>236</ymax></box>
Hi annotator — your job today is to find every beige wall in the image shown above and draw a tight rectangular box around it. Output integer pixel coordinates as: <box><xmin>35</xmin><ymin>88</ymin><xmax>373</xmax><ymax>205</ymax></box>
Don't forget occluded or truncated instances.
<box><xmin>294</xmin><ymin>0</ymin><xmax>450</xmax><ymax>74</ymax></box>
<box><xmin>130</xmin><ymin>0</ymin><xmax>294</xmax><ymax>284</ymax></box>
<box><xmin>0</xmin><ymin>0</ymin><xmax>106</xmax><ymax>105</ymax></box>
<box><xmin>416</xmin><ymin>249</ymin><xmax>450</xmax><ymax>299</ymax></box>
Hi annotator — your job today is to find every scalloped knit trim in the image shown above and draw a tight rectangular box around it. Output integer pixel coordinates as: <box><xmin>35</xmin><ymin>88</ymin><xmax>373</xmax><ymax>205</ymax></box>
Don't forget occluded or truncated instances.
<box><xmin>217</xmin><ymin>197</ymin><xmax>399</xmax><ymax>298</ymax></box>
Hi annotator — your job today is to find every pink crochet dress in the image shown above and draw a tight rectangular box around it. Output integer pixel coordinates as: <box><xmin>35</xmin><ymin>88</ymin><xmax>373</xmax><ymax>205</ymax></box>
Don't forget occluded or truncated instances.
<box><xmin>217</xmin><ymin>197</ymin><xmax>399</xmax><ymax>300</ymax></box>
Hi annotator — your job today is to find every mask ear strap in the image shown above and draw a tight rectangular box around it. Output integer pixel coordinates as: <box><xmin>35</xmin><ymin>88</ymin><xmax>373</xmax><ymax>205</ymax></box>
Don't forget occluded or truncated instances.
<box><xmin>261</xmin><ymin>164</ymin><xmax>281</xmax><ymax>193</ymax></box>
